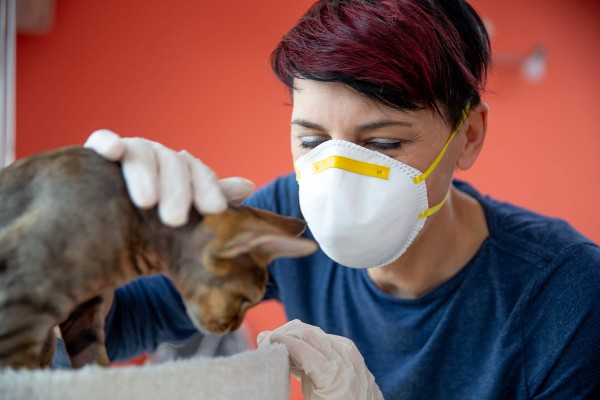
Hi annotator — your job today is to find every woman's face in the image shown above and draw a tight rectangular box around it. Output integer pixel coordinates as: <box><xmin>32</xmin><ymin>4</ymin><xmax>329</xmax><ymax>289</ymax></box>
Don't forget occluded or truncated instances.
<box><xmin>290</xmin><ymin>79</ymin><xmax>466</xmax><ymax>206</ymax></box>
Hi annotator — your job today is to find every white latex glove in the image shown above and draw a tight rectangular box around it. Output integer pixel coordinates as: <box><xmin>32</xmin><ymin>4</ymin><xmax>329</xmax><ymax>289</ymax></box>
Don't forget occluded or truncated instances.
<box><xmin>84</xmin><ymin>129</ymin><xmax>255</xmax><ymax>227</ymax></box>
<box><xmin>258</xmin><ymin>319</ymin><xmax>384</xmax><ymax>400</ymax></box>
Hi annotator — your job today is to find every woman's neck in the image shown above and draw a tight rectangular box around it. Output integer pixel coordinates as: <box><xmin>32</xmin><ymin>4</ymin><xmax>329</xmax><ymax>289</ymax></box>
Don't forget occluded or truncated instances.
<box><xmin>367</xmin><ymin>187</ymin><xmax>489</xmax><ymax>299</ymax></box>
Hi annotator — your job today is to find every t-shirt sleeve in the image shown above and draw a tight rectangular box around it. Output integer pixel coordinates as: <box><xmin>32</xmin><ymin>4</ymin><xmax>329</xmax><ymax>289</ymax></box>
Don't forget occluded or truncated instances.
<box><xmin>522</xmin><ymin>243</ymin><xmax>600</xmax><ymax>399</ymax></box>
<box><xmin>104</xmin><ymin>275</ymin><xmax>198</xmax><ymax>362</ymax></box>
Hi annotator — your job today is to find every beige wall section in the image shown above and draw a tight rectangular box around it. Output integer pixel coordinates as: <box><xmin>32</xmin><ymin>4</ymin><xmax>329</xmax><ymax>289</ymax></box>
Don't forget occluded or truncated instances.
<box><xmin>0</xmin><ymin>0</ymin><xmax>15</xmax><ymax>167</ymax></box>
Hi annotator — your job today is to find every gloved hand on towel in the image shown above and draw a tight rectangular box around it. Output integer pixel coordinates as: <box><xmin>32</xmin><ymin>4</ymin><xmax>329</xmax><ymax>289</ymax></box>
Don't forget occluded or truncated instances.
<box><xmin>258</xmin><ymin>319</ymin><xmax>384</xmax><ymax>400</ymax></box>
<box><xmin>84</xmin><ymin>129</ymin><xmax>255</xmax><ymax>227</ymax></box>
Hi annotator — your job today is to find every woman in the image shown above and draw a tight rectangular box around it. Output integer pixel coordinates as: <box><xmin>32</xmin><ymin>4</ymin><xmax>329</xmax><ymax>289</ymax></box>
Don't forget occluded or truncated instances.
<box><xmin>84</xmin><ymin>0</ymin><xmax>600</xmax><ymax>398</ymax></box>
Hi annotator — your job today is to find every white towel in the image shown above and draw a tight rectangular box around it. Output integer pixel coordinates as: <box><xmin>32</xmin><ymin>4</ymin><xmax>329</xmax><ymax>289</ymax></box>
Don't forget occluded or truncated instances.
<box><xmin>0</xmin><ymin>344</ymin><xmax>290</xmax><ymax>400</ymax></box>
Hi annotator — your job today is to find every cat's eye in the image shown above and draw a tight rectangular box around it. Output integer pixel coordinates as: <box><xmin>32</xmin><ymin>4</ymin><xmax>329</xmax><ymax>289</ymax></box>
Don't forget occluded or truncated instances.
<box><xmin>238</xmin><ymin>297</ymin><xmax>251</xmax><ymax>308</ymax></box>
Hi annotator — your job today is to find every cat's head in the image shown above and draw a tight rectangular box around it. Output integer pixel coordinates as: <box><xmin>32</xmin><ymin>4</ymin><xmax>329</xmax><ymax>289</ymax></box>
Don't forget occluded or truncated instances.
<box><xmin>171</xmin><ymin>206</ymin><xmax>317</xmax><ymax>334</ymax></box>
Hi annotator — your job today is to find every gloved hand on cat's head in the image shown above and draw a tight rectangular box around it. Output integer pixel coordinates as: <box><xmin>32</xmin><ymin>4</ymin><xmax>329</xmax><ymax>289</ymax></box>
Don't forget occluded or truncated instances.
<box><xmin>258</xmin><ymin>319</ymin><xmax>385</xmax><ymax>400</ymax></box>
<box><xmin>85</xmin><ymin>129</ymin><xmax>255</xmax><ymax>227</ymax></box>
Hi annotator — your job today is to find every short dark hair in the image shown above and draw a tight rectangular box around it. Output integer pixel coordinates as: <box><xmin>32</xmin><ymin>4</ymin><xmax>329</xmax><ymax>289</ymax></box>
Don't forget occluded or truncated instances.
<box><xmin>271</xmin><ymin>0</ymin><xmax>491</xmax><ymax>126</ymax></box>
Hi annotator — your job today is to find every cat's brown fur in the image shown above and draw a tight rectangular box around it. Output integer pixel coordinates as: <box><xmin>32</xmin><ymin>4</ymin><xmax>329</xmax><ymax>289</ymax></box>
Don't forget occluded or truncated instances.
<box><xmin>0</xmin><ymin>147</ymin><xmax>317</xmax><ymax>369</ymax></box>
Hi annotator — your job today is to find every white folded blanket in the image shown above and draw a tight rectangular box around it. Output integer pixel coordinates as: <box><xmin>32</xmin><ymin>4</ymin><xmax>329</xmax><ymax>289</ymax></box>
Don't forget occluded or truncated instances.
<box><xmin>0</xmin><ymin>344</ymin><xmax>289</xmax><ymax>400</ymax></box>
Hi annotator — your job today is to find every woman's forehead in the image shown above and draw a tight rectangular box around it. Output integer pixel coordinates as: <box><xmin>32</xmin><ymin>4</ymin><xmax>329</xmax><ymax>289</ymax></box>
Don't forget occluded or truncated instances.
<box><xmin>291</xmin><ymin>80</ymin><xmax>444</xmax><ymax>128</ymax></box>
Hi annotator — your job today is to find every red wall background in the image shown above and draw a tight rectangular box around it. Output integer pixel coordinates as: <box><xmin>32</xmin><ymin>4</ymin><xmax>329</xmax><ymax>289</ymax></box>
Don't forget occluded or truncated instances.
<box><xmin>15</xmin><ymin>0</ymin><xmax>600</xmax><ymax>397</ymax></box>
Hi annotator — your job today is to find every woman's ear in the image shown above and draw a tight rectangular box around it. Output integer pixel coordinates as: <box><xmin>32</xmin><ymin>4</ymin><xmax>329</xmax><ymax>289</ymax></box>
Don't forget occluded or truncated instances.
<box><xmin>457</xmin><ymin>102</ymin><xmax>488</xmax><ymax>171</ymax></box>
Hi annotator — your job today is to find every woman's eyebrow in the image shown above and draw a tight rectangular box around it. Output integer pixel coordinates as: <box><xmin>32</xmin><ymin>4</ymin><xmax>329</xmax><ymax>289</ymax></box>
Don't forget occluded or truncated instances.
<box><xmin>355</xmin><ymin>120</ymin><xmax>412</xmax><ymax>134</ymax></box>
<box><xmin>291</xmin><ymin>119</ymin><xmax>326</xmax><ymax>131</ymax></box>
<box><xmin>291</xmin><ymin>119</ymin><xmax>412</xmax><ymax>133</ymax></box>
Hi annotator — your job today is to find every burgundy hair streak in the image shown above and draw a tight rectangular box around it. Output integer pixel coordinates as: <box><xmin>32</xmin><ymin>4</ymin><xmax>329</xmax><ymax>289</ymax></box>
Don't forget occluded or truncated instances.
<box><xmin>271</xmin><ymin>0</ymin><xmax>490</xmax><ymax>125</ymax></box>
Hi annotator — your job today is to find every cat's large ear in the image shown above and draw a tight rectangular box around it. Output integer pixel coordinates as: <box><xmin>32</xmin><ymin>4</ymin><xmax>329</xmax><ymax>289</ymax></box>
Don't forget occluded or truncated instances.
<box><xmin>216</xmin><ymin>232</ymin><xmax>317</xmax><ymax>263</ymax></box>
<box><xmin>240</xmin><ymin>206</ymin><xmax>307</xmax><ymax>237</ymax></box>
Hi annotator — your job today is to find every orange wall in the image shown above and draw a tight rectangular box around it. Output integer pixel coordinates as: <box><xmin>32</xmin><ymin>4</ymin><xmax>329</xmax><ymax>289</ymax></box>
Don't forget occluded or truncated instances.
<box><xmin>457</xmin><ymin>0</ymin><xmax>600</xmax><ymax>245</ymax></box>
<box><xmin>15</xmin><ymin>0</ymin><xmax>600</xmax><ymax>397</ymax></box>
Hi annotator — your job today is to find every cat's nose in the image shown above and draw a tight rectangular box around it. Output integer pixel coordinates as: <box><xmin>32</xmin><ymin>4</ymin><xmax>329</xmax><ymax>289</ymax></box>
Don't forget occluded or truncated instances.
<box><xmin>204</xmin><ymin>317</ymin><xmax>237</xmax><ymax>333</ymax></box>
<box><xmin>221</xmin><ymin>317</ymin><xmax>242</xmax><ymax>332</ymax></box>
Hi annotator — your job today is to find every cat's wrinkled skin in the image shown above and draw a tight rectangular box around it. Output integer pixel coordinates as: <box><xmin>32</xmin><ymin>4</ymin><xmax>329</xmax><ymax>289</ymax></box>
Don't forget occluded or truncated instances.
<box><xmin>0</xmin><ymin>147</ymin><xmax>317</xmax><ymax>369</ymax></box>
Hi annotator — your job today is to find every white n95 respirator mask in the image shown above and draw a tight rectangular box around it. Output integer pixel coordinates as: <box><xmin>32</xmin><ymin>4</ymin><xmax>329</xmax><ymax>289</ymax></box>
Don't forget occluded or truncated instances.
<box><xmin>294</xmin><ymin>106</ymin><xmax>470</xmax><ymax>269</ymax></box>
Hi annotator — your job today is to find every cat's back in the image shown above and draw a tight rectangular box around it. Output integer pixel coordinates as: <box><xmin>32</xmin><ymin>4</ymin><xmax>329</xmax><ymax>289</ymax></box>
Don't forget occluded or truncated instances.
<box><xmin>0</xmin><ymin>146</ymin><xmax>129</xmax><ymax>229</ymax></box>
<box><xmin>0</xmin><ymin>146</ymin><xmax>120</xmax><ymax>187</ymax></box>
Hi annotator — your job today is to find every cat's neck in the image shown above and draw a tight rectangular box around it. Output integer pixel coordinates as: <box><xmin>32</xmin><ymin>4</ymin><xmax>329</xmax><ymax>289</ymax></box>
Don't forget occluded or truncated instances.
<box><xmin>130</xmin><ymin>208</ymin><xmax>206</xmax><ymax>278</ymax></box>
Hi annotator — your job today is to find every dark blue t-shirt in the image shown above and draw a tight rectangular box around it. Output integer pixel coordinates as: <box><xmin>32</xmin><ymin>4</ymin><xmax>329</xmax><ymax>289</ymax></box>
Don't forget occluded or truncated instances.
<box><xmin>94</xmin><ymin>175</ymin><xmax>599</xmax><ymax>399</ymax></box>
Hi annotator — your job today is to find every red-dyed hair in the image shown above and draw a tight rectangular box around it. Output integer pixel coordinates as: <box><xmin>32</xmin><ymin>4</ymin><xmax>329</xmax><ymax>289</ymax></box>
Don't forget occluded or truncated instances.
<box><xmin>271</xmin><ymin>0</ymin><xmax>490</xmax><ymax>126</ymax></box>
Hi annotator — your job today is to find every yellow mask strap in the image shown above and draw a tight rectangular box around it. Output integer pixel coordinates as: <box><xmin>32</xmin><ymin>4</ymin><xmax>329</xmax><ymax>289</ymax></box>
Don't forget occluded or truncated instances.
<box><xmin>412</xmin><ymin>104</ymin><xmax>471</xmax><ymax>185</ymax></box>
<box><xmin>418</xmin><ymin>190</ymin><xmax>450</xmax><ymax>219</ymax></box>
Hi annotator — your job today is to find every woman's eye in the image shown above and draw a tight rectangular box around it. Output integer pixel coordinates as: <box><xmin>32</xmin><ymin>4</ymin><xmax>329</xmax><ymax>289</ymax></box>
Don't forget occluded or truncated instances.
<box><xmin>299</xmin><ymin>135</ymin><xmax>328</xmax><ymax>149</ymax></box>
<box><xmin>365</xmin><ymin>138</ymin><xmax>404</xmax><ymax>151</ymax></box>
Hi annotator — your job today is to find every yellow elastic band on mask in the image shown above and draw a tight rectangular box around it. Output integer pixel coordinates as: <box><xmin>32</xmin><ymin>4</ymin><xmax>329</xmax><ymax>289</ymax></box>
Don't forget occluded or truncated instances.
<box><xmin>418</xmin><ymin>190</ymin><xmax>450</xmax><ymax>219</ymax></box>
<box><xmin>413</xmin><ymin>104</ymin><xmax>471</xmax><ymax>184</ymax></box>
<box><xmin>311</xmin><ymin>155</ymin><xmax>390</xmax><ymax>180</ymax></box>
